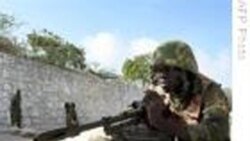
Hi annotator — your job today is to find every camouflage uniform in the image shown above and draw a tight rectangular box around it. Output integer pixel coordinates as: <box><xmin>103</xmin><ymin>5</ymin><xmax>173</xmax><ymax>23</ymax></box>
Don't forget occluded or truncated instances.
<box><xmin>109</xmin><ymin>41</ymin><xmax>230</xmax><ymax>141</ymax></box>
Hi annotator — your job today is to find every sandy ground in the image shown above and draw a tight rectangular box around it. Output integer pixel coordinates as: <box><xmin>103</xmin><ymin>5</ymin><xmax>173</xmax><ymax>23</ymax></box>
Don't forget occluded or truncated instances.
<box><xmin>0</xmin><ymin>126</ymin><xmax>110</xmax><ymax>141</ymax></box>
<box><xmin>61</xmin><ymin>127</ymin><xmax>111</xmax><ymax>141</ymax></box>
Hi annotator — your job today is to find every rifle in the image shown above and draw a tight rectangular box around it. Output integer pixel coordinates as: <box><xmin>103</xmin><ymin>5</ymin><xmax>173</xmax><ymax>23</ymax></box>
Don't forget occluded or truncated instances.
<box><xmin>33</xmin><ymin>101</ymin><xmax>146</xmax><ymax>141</ymax></box>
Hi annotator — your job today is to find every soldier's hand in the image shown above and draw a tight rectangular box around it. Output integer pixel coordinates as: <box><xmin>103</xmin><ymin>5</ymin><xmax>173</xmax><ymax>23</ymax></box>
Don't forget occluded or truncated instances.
<box><xmin>143</xmin><ymin>90</ymin><xmax>168</xmax><ymax>127</ymax></box>
<box><xmin>143</xmin><ymin>90</ymin><xmax>164</xmax><ymax>106</ymax></box>
<box><xmin>143</xmin><ymin>90</ymin><xmax>187</xmax><ymax>137</ymax></box>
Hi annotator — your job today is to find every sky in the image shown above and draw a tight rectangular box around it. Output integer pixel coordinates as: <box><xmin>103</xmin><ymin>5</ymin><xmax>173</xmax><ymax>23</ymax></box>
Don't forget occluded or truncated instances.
<box><xmin>0</xmin><ymin>0</ymin><xmax>231</xmax><ymax>87</ymax></box>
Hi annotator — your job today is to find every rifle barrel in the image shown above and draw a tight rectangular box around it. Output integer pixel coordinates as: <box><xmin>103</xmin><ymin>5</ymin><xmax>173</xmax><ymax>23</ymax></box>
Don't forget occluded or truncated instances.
<box><xmin>34</xmin><ymin>107</ymin><xmax>143</xmax><ymax>141</ymax></box>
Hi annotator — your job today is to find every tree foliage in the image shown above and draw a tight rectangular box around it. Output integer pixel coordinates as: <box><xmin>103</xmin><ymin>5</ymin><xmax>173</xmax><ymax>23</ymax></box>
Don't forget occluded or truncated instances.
<box><xmin>122</xmin><ymin>54</ymin><xmax>152</xmax><ymax>85</ymax></box>
<box><xmin>0</xmin><ymin>13</ymin><xmax>26</xmax><ymax>56</ymax></box>
<box><xmin>0</xmin><ymin>36</ymin><xmax>26</xmax><ymax>56</ymax></box>
<box><xmin>0</xmin><ymin>13</ymin><xmax>16</xmax><ymax>34</ymax></box>
<box><xmin>27</xmin><ymin>29</ymin><xmax>86</xmax><ymax>70</ymax></box>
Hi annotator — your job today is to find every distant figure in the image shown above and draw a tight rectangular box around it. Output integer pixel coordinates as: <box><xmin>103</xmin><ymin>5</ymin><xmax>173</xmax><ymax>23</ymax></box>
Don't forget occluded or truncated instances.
<box><xmin>10</xmin><ymin>89</ymin><xmax>22</xmax><ymax>128</ymax></box>
<box><xmin>64</xmin><ymin>102</ymin><xmax>79</xmax><ymax>129</ymax></box>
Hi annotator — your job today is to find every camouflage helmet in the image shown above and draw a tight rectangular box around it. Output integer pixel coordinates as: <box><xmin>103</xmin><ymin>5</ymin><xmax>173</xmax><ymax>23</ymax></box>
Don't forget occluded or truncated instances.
<box><xmin>152</xmin><ymin>40</ymin><xmax>198</xmax><ymax>73</ymax></box>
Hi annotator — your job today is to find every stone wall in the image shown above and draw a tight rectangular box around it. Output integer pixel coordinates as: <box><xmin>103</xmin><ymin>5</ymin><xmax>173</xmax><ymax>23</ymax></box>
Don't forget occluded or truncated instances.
<box><xmin>0</xmin><ymin>52</ymin><xmax>143</xmax><ymax>132</ymax></box>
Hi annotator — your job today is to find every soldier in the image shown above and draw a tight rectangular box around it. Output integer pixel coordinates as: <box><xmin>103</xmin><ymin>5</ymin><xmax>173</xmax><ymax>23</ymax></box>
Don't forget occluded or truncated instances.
<box><xmin>10</xmin><ymin>89</ymin><xmax>22</xmax><ymax>128</ymax></box>
<box><xmin>36</xmin><ymin>40</ymin><xmax>230</xmax><ymax>141</ymax></box>
<box><xmin>110</xmin><ymin>40</ymin><xmax>230</xmax><ymax>141</ymax></box>
<box><xmin>65</xmin><ymin>102</ymin><xmax>79</xmax><ymax>129</ymax></box>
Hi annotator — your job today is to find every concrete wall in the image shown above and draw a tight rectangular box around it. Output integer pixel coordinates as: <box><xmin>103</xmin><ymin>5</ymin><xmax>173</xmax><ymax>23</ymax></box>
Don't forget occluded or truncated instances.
<box><xmin>0</xmin><ymin>52</ymin><xmax>143</xmax><ymax>132</ymax></box>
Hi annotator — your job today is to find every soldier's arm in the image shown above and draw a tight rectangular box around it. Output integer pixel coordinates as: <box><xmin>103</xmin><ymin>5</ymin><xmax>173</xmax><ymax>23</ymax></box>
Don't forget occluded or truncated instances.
<box><xmin>178</xmin><ymin>83</ymin><xmax>230</xmax><ymax>141</ymax></box>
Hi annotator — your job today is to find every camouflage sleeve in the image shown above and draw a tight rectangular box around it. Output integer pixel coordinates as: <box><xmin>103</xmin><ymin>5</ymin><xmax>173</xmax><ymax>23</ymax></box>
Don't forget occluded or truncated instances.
<box><xmin>179</xmin><ymin>83</ymin><xmax>230</xmax><ymax>141</ymax></box>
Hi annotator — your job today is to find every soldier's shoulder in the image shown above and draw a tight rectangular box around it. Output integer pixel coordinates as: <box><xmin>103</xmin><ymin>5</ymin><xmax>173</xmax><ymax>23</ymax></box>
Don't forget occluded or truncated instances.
<box><xmin>197</xmin><ymin>73</ymin><xmax>222</xmax><ymax>88</ymax></box>
<box><xmin>197</xmin><ymin>73</ymin><xmax>230</xmax><ymax>114</ymax></box>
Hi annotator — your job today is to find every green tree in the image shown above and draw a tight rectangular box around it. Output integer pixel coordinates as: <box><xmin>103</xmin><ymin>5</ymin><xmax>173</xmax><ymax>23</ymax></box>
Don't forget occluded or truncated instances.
<box><xmin>0</xmin><ymin>13</ymin><xmax>15</xmax><ymax>34</ymax></box>
<box><xmin>27</xmin><ymin>29</ymin><xmax>86</xmax><ymax>70</ymax></box>
<box><xmin>122</xmin><ymin>54</ymin><xmax>152</xmax><ymax>85</ymax></box>
<box><xmin>0</xmin><ymin>13</ymin><xmax>26</xmax><ymax>56</ymax></box>
<box><xmin>0</xmin><ymin>36</ymin><xmax>23</xmax><ymax>56</ymax></box>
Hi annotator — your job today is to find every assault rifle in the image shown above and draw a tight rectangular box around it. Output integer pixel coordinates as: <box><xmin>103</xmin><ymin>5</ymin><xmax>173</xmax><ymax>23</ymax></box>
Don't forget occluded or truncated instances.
<box><xmin>33</xmin><ymin>101</ymin><xmax>146</xmax><ymax>141</ymax></box>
